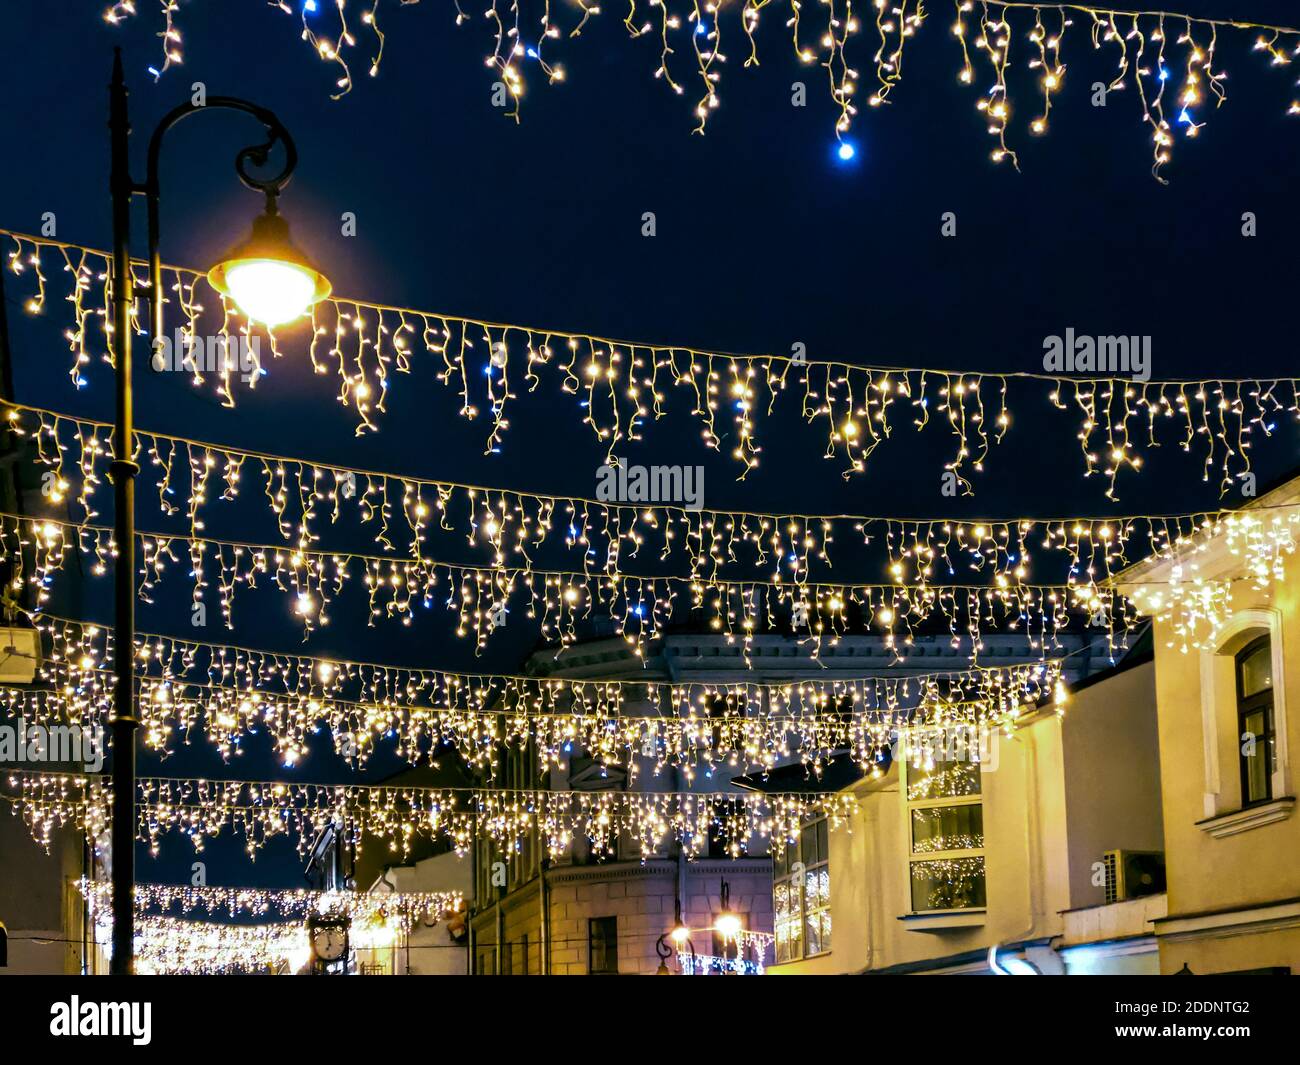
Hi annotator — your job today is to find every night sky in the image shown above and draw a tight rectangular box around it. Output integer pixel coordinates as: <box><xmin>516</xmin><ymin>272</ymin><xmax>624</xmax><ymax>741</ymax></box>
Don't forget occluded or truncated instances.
<box><xmin>2</xmin><ymin>1</ymin><xmax>1298</xmax><ymax>890</ymax></box>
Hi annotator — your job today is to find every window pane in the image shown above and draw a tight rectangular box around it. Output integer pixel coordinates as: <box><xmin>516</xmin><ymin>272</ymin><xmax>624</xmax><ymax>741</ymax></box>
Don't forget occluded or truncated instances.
<box><xmin>1242</xmin><ymin>709</ymin><xmax>1271</xmax><ymax>804</ymax></box>
<box><xmin>775</xmin><ymin>926</ymin><xmax>791</xmax><ymax>964</ymax></box>
<box><xmin>816</xmin><ymin>868</ymin><xmax>831</xmax><ymax>907</ymax></box>
<box><xmin>774</xmin><ymin>880</ymin><xmax>790</xmax><ymax>920</ymax></box>
<box><xmin>1240</xmin><ymin>643</ymin><xmax>1272</xmax><ymax>697</ymax></box>
<box><xmin>821</xmin><ymin>909</ymin><xmax>832</xmax><ymax>952</ymax></box>
<box><xmin>805</xmin><ymin>912</ymin><xmax>821</xmax><ymax>956</ymax></box>
<box><xmin>816</xmin><ymin>819</ymin><xmax>829</xmax><ymax>860</ymax></box>
<box><xmin>801</xmin><ymin>824</ymin><xmax>819</xmax><ymax>865</ymax></box>
<box><xmin>911</xmin><ymin>804</ymin><xmax>985</xmax><ymax>854</ymax></box>
<box><xmin>589</xmin><ymin>916</ymin><xmax>618</xmax><ymax>974</ymax></box>
<box><xmin>910</xmin><ymin>857</ymin><xmax>986</xmax><ymax>911</ymax></box>
<box><xmin>906</xmin><ymin>760</ymin><xmax>980</xmax><ymax>801</ymax></box>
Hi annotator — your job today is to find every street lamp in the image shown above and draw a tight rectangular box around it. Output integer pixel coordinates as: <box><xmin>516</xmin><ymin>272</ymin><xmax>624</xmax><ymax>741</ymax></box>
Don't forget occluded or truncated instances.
<box><xmin>714</xmin><ymin>879</ymin><xmax>742</xmax><ymax>940</ymax></box>
<box><xmin>207</xmin><ymin>202</ymin><xmax>331</xmax><ymax>326</ymax></box>
<box><xmin>106</xmin><ymin>47</ymin><xmax>329</xmax><ymax>974</ymax></box>
<box><xmin>655</xmin><ymin>898</ymin><xmax>693</xmax><ymax>975</ymax></box>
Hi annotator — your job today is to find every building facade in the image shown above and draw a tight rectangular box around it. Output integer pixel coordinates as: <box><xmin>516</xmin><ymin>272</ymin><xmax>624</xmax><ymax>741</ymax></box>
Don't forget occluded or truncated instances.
<box><xmin>1119</xmin><ymin>476</ymin><xmax>1300</xmax><ymax>975</ymax></box>
<box><xmin>468</xmin><ymin>627</ymin><xmax>1111</xmax><ymax>974</ymax></box>
<box><xmin>764</xmin><ymin>637</ymin><xmax>1166</xmax><ymax>975</ymax></box>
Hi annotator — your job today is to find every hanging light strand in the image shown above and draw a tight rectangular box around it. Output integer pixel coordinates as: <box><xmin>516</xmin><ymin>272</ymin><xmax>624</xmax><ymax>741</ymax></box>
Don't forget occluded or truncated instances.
<box><xmin>0</xmin><ymin>508</ymin><xmax>1141</xmax><ymax>658</ymax></box>
<box><xmin>11</xmin><ymin>611</ymin><xmax>1067</xmax><ymax>773</ymax></box>
<box><xmin>5</xmin><ymin>229</ymin><xmax>1293</xmax><ymax>496</ymax></box>
<box><xmin>9</xmin><ymin>401</ymin><xmax>1288</xmax><ymax>599</ymax></box>
<box><xmin>100</xmin><ymin>1</ymin><xmax>1300</xmax><ymax>158</ymax></box>
<box><xmin>76</xmin><ymin>878</ymin><xmax>463</xmax><ymax>925</ymax></box>
<box><xmin>5</xmin><ymin>767</ymin><xmax>863</xmax><ymax>861</ymax></box>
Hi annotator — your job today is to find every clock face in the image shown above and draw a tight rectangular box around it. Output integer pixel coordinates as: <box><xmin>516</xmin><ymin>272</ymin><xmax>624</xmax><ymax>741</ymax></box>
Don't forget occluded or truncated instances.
<box><xmin>312</xmin><ymin>926</ymin><xmax>347</xmax><ymax>962</ymax></box>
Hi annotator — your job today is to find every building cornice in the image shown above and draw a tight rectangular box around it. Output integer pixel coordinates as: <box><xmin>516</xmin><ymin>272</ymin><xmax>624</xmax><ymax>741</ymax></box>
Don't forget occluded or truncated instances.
<box><xmin>1154</xmin><ymin>897</ymin><xmax>1300</xmax><ymax>942</ymax></box>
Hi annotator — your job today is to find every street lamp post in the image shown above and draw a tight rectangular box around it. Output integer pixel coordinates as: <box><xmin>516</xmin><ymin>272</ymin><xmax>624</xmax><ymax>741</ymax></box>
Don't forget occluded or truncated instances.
<box><xmin>106</xmin><ymin>48</ymin><xmax>329</xmax><ymax>974</ymax></box>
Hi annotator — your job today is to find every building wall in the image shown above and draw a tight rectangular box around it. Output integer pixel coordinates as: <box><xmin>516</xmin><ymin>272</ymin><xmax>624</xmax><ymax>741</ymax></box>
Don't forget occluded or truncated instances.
<box><xmin>473</xmin><ymin>858</ymin><xmax>773</xmax><ymax>974</ymax></box>
<box><xmin>0</xmin><ymin>817</ymin><xmax>87</xmax><ymax>975</ymax></box>
<box><xmin>1147</xmin><ymin>578</ymin><xmax>1300</xmax><ymax>975</ymax></box>
<box><xmin>772</xmin><ymin>668</ymin><xmax>1164</xmax><ymax>975</ymax></box>
<box><xmin>772</xmin><ymin>715</ymin><xmax>1072</xmax><ymax>974</ymax></box>
<box><xmin>468</xmin><ymin>628</ymin><xmax>1117</xmax><ymax>976</ymax></box>
<box><xmin>1061</xmin><ymin>661</ymin><xmax>1165</xmax><ymax>908</ymax></box>
<box><xmin>367</xmin><ymin>851</ymin><xmax>473</xmax><ymax>976</ymax></box>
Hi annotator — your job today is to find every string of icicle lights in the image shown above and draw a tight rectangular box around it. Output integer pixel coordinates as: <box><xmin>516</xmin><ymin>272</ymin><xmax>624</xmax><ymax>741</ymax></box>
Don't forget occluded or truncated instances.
<box><xmin>6</xmin><ymin>400</ymin><xmax>1276</xmax><ymax>599</ymax></box>
<box><xmin>5</xmin><ymin>489</ymin><xmax>1297</xmax><ymax>658</ymax></box>
<box><xmin>7</xmin><ymin>611</ymin><xmax>1066</xmax><ymax>774</ymax></box>
<box><xmin>112</xmin><ymin>916</ymin><xmax>315</xmax><ymax>975</ymax></box>
<box><xmin>0</xmin><ymin>508</ymin><xmax>1139</xmax><ymax>656</ymax></box>
<box><xmin>77</xmin><ymin>878</ymin><xmax>464</xmax><ymax>926</ymax></box>
<box><xmin>6</xmin><ymin>768</ymin><xmax>862</xmax><ymax>860</ymax></box>
<box><xmin>102</xmin><ymin>1</ymin><xmax>1300</xmax><ymax>172</ymax></box>
<box><xmin>84</xmin><ymin>911</ymin><xmax>426</xmax><ymax>974</ymax></box>
<box><xmin>6</xmin><ymin>229</ymin><xmax>1293</xmax><ymax>496</ymax></box>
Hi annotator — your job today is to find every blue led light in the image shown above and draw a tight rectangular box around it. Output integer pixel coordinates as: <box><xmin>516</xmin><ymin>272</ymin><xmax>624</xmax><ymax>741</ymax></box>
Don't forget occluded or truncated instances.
<box><xmin>837</xmin><ymin>141</ymin><xmax>857</xmax><ymax>161</ymax></box>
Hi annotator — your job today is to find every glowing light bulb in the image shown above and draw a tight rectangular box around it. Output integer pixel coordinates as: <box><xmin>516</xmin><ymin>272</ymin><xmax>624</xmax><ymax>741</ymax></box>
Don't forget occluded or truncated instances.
<box><xmin>220</xmin><ymin>260</ymin><xmax>320</xmax><ymax>327</ymax></box>
<box><xmin>715</xmin><ymin>911</ymin><xmax>742</xmax><ymax>939</ymax></box>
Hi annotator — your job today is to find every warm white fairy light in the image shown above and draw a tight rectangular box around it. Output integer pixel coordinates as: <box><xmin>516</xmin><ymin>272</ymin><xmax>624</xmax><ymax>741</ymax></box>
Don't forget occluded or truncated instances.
<box><xmin>0</xmin><ymin>508</ymin><xmax>1137</xmax><ymax>657</ymax></box>
<box><xmin>11</xmin><ymin>611</ymin><xmax>1064</xmax><ymax>773</ymax></box>
<box><xmin>1116</xmin><ymin>506</ymin><xmax>1300</xmax><ymax>653</ymax></box>
<box><xmin>7</xmin><ymin>768</ymin><xmax>861</xmax><ymax>861</ymax></box>
<box><xmin>123</xmin><ymin>916</ymin><xmax>311</xmax><ymax>975</ymax></box>
<box><xmin>78</xmin><ymin>877</ymin><xmax>452</xmax><ymax>973</ymax></box>
<box><xmin>6</xmin><ymin>402</ymin><xmax>1266</xmax><ymax>605</ymax></box>
<box><xmin>5</xmin><ymin>229</ymin><xmax>1294</xmax><ymax>495</ymax></box>
<box><xmin>76</xmin><ymin>877</ymin><xmax>463</xmax><ymax>925</ymax></box>
<box><xmin>99</xmin><ymin>2</ymin><xmax>1300</xmax><ymax>156</ymax></box>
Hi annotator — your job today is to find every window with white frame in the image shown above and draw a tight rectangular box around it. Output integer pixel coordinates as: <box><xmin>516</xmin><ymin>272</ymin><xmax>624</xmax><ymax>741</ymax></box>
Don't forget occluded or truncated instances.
<box><xmin>1236</xmin><ymin>635</ymin><xmax>1276</xmax><ymax>806</ymax></box>
<box><xmin>773</xmin><ymin>818</ymin><xmax>831</xmax><ymax>962</ymax></box>
<box><xmin>905</xmin><ymin>757</ymin><xmax>986</xmax><ymax>911</ymax></box>
<box><xmin>1201</xmin><ymin>612</ymin><xmax>1292</xmax><ymax>823</ymax></box>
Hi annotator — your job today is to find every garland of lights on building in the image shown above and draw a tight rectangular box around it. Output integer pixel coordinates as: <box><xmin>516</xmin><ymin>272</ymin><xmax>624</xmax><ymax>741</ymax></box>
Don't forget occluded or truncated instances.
<box><xmin>6</xmin><ymin>229</ymin><xmax>1295</xmax><ymax>496</ymax></box>
<box><xmin>3</xmin><ymin>610</ymin><xmax>1066</xmax><ymax>772</ymax></box>
<box><xmin>5</xmin><ymin>768</ymin><xmax>862</xmax><ymax>860</ymax></box>
<box><xmin>101</xmin><ymin>2</ymin><xmax>1300</xmax><ymax>177</ymax></box>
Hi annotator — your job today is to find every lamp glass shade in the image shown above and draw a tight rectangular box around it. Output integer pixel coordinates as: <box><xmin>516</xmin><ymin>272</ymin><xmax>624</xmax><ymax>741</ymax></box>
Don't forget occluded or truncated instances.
<box><xmin>208</xmin><ymin>209</ymin><xmax>330</xmax><ymax>326</ymax></box>
<box><xmin>714</xmin><ymin>912</ymin><xmax>742</xmax><ymax>939</ymax></box>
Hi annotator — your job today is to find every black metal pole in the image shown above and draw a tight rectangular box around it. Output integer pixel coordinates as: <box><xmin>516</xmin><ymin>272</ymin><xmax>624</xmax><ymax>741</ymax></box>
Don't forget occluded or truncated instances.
<box><xmin>103</xmin><ymin>51</ymin><xmax>303</xmax><ymax>974</ymax></box>
<box><xmin>108</xmin><ymin>47</ymin><xmax>140</xmax><ymax>976</ymax></box>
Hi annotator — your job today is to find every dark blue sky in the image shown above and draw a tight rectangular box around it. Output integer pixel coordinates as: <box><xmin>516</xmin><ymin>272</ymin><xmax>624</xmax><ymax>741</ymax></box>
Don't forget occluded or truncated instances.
<box><xmin>2</xmin><ymin>1</ymin><xmax>1298</xmax><ymax>887</ymax></box>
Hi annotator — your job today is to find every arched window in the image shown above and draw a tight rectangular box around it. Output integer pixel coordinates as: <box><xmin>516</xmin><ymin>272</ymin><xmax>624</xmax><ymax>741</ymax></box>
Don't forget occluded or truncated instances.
<box><xmin>1236</xmin><ymin>635</ymin><xmax>1276</xmax><ymax>806</ymax></box>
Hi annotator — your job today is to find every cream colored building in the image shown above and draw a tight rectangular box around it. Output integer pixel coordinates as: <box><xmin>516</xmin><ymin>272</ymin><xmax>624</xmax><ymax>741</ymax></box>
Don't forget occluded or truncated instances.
<box><xmin>763</xmin><ymin>637</ymin><xmax>1167</xmax><ymax>975</ymax></box>
<box><xmin>1117</xmin><ymin>476</ymin><xmax>1300</xmax><ymax>975</ymax></box>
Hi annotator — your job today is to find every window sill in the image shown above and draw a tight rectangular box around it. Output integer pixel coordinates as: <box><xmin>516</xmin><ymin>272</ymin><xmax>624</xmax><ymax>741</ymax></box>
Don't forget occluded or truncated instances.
<box><xmin>1196</xmin><ymin>797</ymin><xmax>1295</xmax><ymax>839</ymax></box>
<box><xmin>898</xmin><ymin>909</ymin><xmax>986</xmax><ymax>933</ymax></box>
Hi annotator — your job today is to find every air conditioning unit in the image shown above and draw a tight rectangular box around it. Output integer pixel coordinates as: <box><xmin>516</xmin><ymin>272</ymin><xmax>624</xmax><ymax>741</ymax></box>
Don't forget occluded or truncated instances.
<box><xmin>1102</xmin><ymin>849</ymin><xmax>1166</xmax><ymax>903</ymax></box>
<box><xmin>0</xmin><ymin>626</ymin><xmax>40</xmax><ymax>684</ymax></box>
